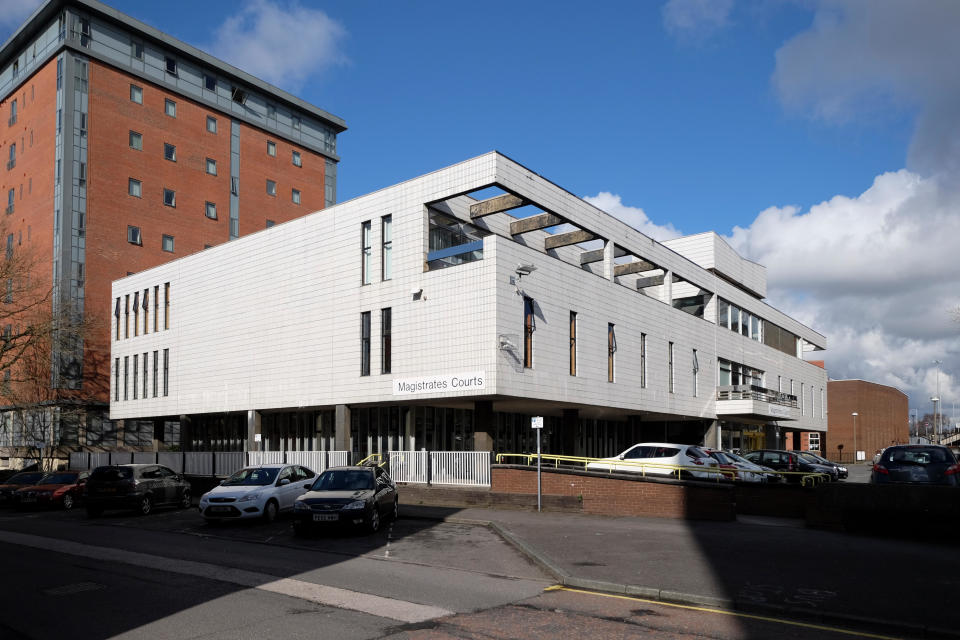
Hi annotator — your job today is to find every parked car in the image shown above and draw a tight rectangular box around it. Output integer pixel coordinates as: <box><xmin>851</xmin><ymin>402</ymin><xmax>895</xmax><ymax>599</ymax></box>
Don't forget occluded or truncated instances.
<box><xmin>0</xmin><ymin>471</ymin><xmax>47</xmax><ymax>506</ymax></box>
<box><xmin>586</xmin><ymin>443</ymin><xmax>721</xmax><ymax>480</ymax></box>
<box><xmin>293</xmin><ymin>466</ymin><xmax>398</xmax><ymax>535</ymax></box>
<box><xmin>793</xmin><ymin>451</ymin><xmax>848</xmax><ymax>479</ymax></box>
<box><xmin>199</xmin><ymin>464</ymin><xmax>316</xmax><ymax>523</ymax></box>
<box><xmin>741</xmin><ymin>450</ymin><xmax>835</xmax><ymax>483</ymax></box>
<box><xmin>705</xmin><ymin>450</ymin><xmax>773</xmax><ymax>483</ymax></box>
<box><xmin>871</xmin><ymin>445</ymin><xmax>959</xmax><ymax>486</ymax></box>
<box><xmin>13</xmin><ymin>471</ymin><xmax>89</xmax><ymax>510</ymax></box>
<box><xmin>85</xmin><ymin>464</ymin><xmax>192</xmax><ymax>517</ymax></box>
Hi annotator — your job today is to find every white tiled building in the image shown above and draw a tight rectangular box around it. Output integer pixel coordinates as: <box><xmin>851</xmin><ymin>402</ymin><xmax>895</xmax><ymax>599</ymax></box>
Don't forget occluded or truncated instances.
<box><xmin>109</xmin><ymin>152</ymin><xmax>827</xmax><ymax>457</ymax></box>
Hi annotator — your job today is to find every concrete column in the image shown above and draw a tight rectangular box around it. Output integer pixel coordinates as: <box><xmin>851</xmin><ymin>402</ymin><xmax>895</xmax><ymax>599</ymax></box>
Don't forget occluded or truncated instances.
<box><xmin>603</xmin><ymin>240</ymin><xmax>615</xmax><ymax>281</ymax></box>
<box><xmin>703</xmin><ymin>420</ymin><xmax>721</xmax><ymax>450</ymax></box>
<box><xmin>661</xmin><ymin>270</ymin><xmax>673</xmax><ymax>305</ymax></box>
<box><xmin>561</xmin><ymin>409</ymin><xmax>579</xmax><ymax>456</ymax></box>
<box><xmin>334</xmin><ymin>404</ymin><xmax>351</xmax><ymax>452</ymax></box>
<box><xmin>473</xmin><ymin>400</ymin><xmax>494</xmax><ymax>452</ymax></box>
<box><xmin>246</xmin><ymin>410</ymin><xmax>261</xmax><ymax>452</ymax></box>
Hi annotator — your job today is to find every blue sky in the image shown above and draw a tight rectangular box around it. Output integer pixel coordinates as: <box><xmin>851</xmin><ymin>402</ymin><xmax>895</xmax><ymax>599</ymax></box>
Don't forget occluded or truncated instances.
<box><xmin>3</xmin><ymin>0</ymin><xmax>958</xmax><ymax>422</ymax></box>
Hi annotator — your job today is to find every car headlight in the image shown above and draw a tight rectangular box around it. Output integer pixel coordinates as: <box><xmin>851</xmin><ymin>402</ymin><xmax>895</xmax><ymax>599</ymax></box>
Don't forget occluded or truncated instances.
<box><xmin>838</xmin><ymin>467</ymin><xmax>847</xmax><ymax>472</ymax></box>
<box><xmin>294</xmin><ymin>500</ymin><xmax>309</xmax><ymax>511</ymax></box>
<box><xmin>38</xmin><ymin>491</ymin><xmax>52</xmax><ymax>497</ymax></box>
<box><xmin>342</xmin><ymin>500</ymin><xmax>366</xmax><ymax>510</ymax></box>
<box><xmin>238</xmin><ymin>492</ymin><xmax>261</xmax><ymax>503</ymax></box>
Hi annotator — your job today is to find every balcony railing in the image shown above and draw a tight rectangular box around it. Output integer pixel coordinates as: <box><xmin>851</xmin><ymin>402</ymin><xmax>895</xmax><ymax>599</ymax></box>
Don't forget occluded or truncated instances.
<box><xmin>717</xmin><ymin>384</ymin><xmax>798</xmax><ymax>408</ymax></box>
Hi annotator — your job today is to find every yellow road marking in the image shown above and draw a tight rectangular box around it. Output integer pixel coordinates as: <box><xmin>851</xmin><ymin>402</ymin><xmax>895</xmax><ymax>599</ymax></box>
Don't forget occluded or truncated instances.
<box><xmin>545</xmin><ymin>585</ymin><xmax>903</xmax><ymax>640</ymax></box>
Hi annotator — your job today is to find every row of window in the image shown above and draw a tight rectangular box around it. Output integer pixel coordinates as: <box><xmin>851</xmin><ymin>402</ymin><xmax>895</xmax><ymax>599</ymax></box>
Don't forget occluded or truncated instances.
<box><xmin>114</xmin><ymin>283</ymin><xmax>170</xmax><ymax>341</ymax></box>
<box><xmin>360</xmin><ymin>308</ymin><xmax>392</xmax><ymax>376</ymax></box>
<box><xmin>717</xmin><ymin>298</ymin><xmax>763</xmax><ymax>343</ymax></box>
<box><xmin>127</xmin><ymin>178</ymin><xmax>301</xmax><ymax>210</ymax></box>
<box><xmin>114</xmin><ymin>349</ymin><xmax>169</xmax><ymax>401</ymax></box>
<box><xmin>361</xmin><ymin>216</ymin><xmax>393</xmax><ymax>284</ymax></box>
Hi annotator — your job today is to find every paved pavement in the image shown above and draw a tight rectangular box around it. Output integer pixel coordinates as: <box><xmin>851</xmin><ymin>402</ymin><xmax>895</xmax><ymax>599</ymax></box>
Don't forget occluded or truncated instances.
<box><xmin>402</xmin><ymin>502</ymin><xmax>960</xmax><ymax>639</ymax></box>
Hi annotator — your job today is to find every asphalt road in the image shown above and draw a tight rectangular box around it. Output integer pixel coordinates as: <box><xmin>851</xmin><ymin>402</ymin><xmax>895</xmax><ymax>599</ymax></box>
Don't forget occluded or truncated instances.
<box><xmin>0</xmin><ymin>504</ymin><xmax>936</xmax><ymax>640</ymax></box>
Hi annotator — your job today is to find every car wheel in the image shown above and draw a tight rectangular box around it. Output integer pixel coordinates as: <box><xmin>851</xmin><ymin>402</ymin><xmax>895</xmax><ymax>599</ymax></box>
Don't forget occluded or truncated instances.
<box><xmin>368</xmin><ymin>506</ymin><xmax>381</xmax><ymax>533</ymax></box>
<box><xmin>263</xmin><ymin>500</ymin><xmax>278</xmax><ymax>523</ymax></box>
<box><xmin>62</xmin><ymin>494</ymin><xmax>75</xmax><ymax>511</ymax></box>
<box><xmin>179</xmin><ymin>490</ymin><xmax>191</xmax><ymax>509</ymax></box>
<box><xmin>138</xmin><ymin>495</ymin><xmax>153</xmax><ymax>516</ymax></box>
<box><xmin>86</xmin><ymin>506</ymin><xmax>102</xmax><ymax>518</ymax></box>
<box><xmin>391</xmin><ymin>499</ymin><xmax>399</xmax><ymax>521</ymax></box>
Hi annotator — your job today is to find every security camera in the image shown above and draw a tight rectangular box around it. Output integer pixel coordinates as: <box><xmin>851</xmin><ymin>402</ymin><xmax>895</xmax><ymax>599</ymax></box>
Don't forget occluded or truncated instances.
<box><xmin>515</xmin><ymin>263</ymin><xmax>537</xmax><ymax>278</ymax></box>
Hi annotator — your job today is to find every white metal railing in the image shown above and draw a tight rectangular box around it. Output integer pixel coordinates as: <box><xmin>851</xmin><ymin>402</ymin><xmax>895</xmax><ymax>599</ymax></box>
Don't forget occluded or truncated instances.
<box><xmin>90</xmin><ymin>452</ymin><xmax>110</xmax><ymax>468</ymax></box>
<box><xmin>132</xmin><ymin>452</ymin><xmax>156</xmax><ymax>464</ymax></box>
<box><xmin>214</xmin><ymin>452</ymin><xmax>245</xmax><ymax>477</ymax></box>
<box><xmin>158</xmin><ymin>452</ymin><xmax>183</xmax><ymax>473</ymax></box>
<box><xmin>328</xmin><ymin>451</ymin><xmax>350</xmax><ymax>467</ymax></box>
<box><xmin>389</xmin><ymin>451</ymin><xmax>429</xmax><ymax>484</ymax></box>
<box><xmin>431</xmin><ymin>451</ymin><xmax>491</xmax><ymax>486</ymax></box>
<box><xmin>184</xmin><ymin>452</ymin><xmax>213</xmax><ymax>476</ymax></box>
<box><xmin>248</xmin><ymin>451</ymin><xmax>285</xmax><ymax>466</ymax></box>
<box><xmin>286</xmin><ymin>451</ymin><xmax>328</xmax><ymax>473</ymax></box>
<box><xmin>109</xmin><ymin>452</ymin><xmax>132</xmax><ymax>465</ymax></box>
<box><xmin>69</xmin><ymin>452</ymin><xmax>87</xmax><ymax>469</ymax></box>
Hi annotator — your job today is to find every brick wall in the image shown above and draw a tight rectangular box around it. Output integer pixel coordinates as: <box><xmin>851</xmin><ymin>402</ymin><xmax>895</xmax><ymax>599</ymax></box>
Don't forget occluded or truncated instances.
<box><xmin>492</xmin><ymin>466</ymin><xmax>734</xmax><ymax>521</ymax></box>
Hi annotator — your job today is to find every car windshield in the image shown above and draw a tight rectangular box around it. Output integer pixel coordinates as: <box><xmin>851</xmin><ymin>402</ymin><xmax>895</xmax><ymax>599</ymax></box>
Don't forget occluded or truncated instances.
<box><xmin>40</xmin><ymin>473</ymin><xmax>78</xmax><ymax>484</ymax></box>
<box><xmin>886</xmin><ymin>447</ymin><xmax>953</xmax><ymax>465</ymax></box>
<box><xmin>222</xmin><ymin>467</ymin><xmax>279</xmax><ymax>486</ymax></box>
<box><xmin>725</xmin><ymin>452</ymin><xmax>752</xmax><ymax>465</ymax></box>
<box><xmin>799</xmin><ymin>452</ymin><xmax>826</xmax><ymax>464</ymax></box>
<box><xmin>91</xmin><ymin>467</ymin><xmax>132</xmax><ymax>481</ymax></box>
<box><xmin>312</xmin><ymin>469</ymin><xmax>374</xmax><ymax>491</ymax></box>
<box><xmin>8</xmin><ymin>472</ymin><xmax>45</xmax><ymax>484</ymax></box>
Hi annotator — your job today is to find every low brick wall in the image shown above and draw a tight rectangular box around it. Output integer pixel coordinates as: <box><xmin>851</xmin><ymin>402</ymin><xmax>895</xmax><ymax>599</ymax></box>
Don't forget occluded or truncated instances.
<box><xmin>734</xmin><ymin>483</ymin><xmax>811</xmax><ymax>519</ymax></box>
<box><xmin>492</xmin><ymin>466</ymin><xmax>735</xmax><ymax>521</ymax></box>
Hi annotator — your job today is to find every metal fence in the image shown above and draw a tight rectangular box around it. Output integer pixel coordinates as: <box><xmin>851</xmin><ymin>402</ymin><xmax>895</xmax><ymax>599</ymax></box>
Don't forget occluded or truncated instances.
<box><xmin>68</xmin><ymin>450</ymin><xmax>352</xmax><ymax>477</ymax></box>
<box><xmin>389</xmin><ymin>451</ymin><xmax>490</xmax><ymax>486</ymax></box>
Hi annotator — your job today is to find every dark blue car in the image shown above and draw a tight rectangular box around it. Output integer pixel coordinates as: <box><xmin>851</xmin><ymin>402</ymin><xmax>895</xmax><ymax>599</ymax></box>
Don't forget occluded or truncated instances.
<box><xmin>871</xmin><ymin>445</ymin><xmax>959</xmax><ymax>486</ymax></box>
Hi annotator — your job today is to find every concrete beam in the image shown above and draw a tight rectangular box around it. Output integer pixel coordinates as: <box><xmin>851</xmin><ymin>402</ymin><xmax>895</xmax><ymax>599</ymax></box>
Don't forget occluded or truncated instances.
<box><xmin>510</xmin><ymin>213</ymin><xmax>564</xmax><ymax>235</ymax></box>
<box><xmin>580</xmin><ymin>245</ymin><xmax>627</xmax><ymax>265</ymax></box>
<box><xmin>614</xmin><ymin>260</ymin><xmax>656</xmax><ymax>277</ymax></box>
<box><xmin>545</xmin><ymin>229</ymin><xmax>594</xmax><ymax>250</ymax></box>
<box><xmin>635</xmin><ymin>274</ymin><xmax>665</xmax><ymax>289</ymax></box>
<box><xmin>470</xmin><ymin>193</ymin><xmax>526</xmax><ymax>218</ymax></box>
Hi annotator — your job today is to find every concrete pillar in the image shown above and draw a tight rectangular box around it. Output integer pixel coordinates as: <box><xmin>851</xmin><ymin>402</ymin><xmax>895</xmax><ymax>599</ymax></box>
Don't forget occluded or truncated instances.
<box><xmin>473</xmin><ymin>400</ymin><xmax>494</xmax><ymax>452</ymax></box>
<box><xmin>603</xmin><ymin>240</ymin><xmax>615</xmax><ymax>281</ymax></box>
<box><xmin>561</xmin><ymin>409</ymin><xmax>579</xmax><ymax>456</ymax></box>
<box><xmin>334</xmin><ymin>404</ymin><xmax>351</xmax><ymax>452</ymax></box>
<box><xmin>661</xmin><ymin>270</ymin><xmax>673</xmax><ymax>305</ymax></box>
<box><xmin>246</xmin><ymin>410</ymin><xmax>261</xmax><ymax>452</ymax></box>
<box><xmin>703</xmin><ymin>420</ymin><xmax>721</xmax><ymax>450</ymax></box>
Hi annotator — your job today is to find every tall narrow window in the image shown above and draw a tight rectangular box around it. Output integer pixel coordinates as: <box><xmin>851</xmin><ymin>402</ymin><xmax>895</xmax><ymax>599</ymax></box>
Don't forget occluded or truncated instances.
<box><xmin>692</xmin><ymin>349</ymin><xmax>699</xmax><ymax>397</ymax></box>
<box><xmin>164</xmin><ymin>282</ymin><xmax>170</xmax><ymax>329</ymax></box>
<box><xmin>130</xmin><ymin>84</ymin><xmax>142</xmax><ymax>104</ymax></box>
<box><xmin>162</xmin><ymin>235</ymin><xmax>174</xmax><ymax>253</ymax></box>
<box><xmin>152</xmin><ymin>350</ymin><xmax>158</xmax><ymax>397</ymax></box>
<box><xmin>569</xmin><ymin>311</ymin><xmax>577</xmax><ymax>376</ymax></box>
<box><xmin>381</xmin><ymin>308</ymin><xmax>391</xmax><ymax>374</ymax></box>
<box><xmin>640</xmin><ymin>333</ymin><xmax>647</xmax><ymax>388</ymax></box>
<box><xmin>361</xmin><ymin>221</ymin><xmax>372</xmax><ymax>285</ymax></box>
<box><xmin>164</xmin><ymin>99</ymin><xmax>176</xmax><ymax>117</ymax></box>
<box><xmin>143</xmin><ymin>352</ymin><xmax>148</xmax><ymax>399</ymax></box>
<box><xmin>153</xmin><ymin>285</ymin><xmax>159</xmax><ymax>332</ymax></box>
<box><xmin>360</xmin><ymin>311</ymin><xmax>371</xmax><ymax>376</ymax></box>
<box><xmin>132</xmin><ymin>354</ymin><xmax>138</xmax><ymax>399</ymax></box>
<box><xmin>381</xmin><ymin>215</ymin><xmax>392</xmax><ymax>281</ymax></box>
<box><xmin>162</xmin><ymin>349</ymin><xmax>169</xmax><ymax>396</ymax></box>
<box><xmin>801</xmin><ymin>383</ymin><xmax>805</xmax><ymax>416</ymax></box>
<box><xmin>267</xmin><ymin>141</ymin><xmax>276</xmax><ymax>156</ymax></box>
<box><xmin>523</xmin><ymin>297</ymin><xmax>535</xmax><ymax>369</ymax></box>
<box><xmin>132</xmin><ymin>291</ymin><xmax>139</xmax><ymax>336</ymax></box>
<box><xmin>266</xmin><ymin>179</ymin><xmax>277</xmax><ymax>196</ymax></box>
<box><xmin>128</xmin><ymin>178</ymin><xmax>141</xmax><ymax>198</ymax></box>
<box><xmin>114</xmin><ymin>297</ymin><xmax>121</xmax><ymax>340</ymax></box>
<box><xmin>668</xmin><ymin>342</ymin><xmax>675</xmax><ymax>393</ymax></box>
<box><xmin>123</xmin><ymin>356</ymin><xmax>129</xmax><ymax>400</ymax></box>
<box><xmin>163</xmin><ymin>188</ymin><xmax>176</xmax><ymax>207</ymax></box>
<box><xmin>163</xmin><ymin>143</ymin><xmax>176</xmax><ymax>162</ymax></box>
<box><xmin>291</xmin><ymin>189</ymin><xmax>301</xmax><ymax>205</ymax></box>
<box><xmin>142</xmin><ymin>289</ymin><xmax>149</xmax><ymax>334</ymax></box>
<box><xmin>205</xmin><ymin>201</ymin><xmax>217</xmax><ymax>219</ymax></box>
<box><xmin>114</xmin><ymin>358</ymin><xmax>120</xmax><ymax>401</ymax></box>
<box><xmin>206</xmin><ymin>158</ymin><xmax>217</xmax><ymax>175</ymax></box>
<box><xmin>165</xmin><ymin>56</ymin><xmax>177</xmax><ymax>76</ymax></box>
<box><xmin>129</xmin><ymin>131</ymin><xmax>142</xmax><ymax>150</ymax></box>
<box><xmin>206</xmin><ymin>116</ymin><xmax>217</xmax><ymax>133</ymax></box>
<box><xmin>607</xmin><ymin>323</ymin><xmax>616</xmax><ymax>383</ymax></box>
<box><xmin>124</xmin><ymin>295</ymin><xmax>130</xmax><ymax>338</ymax></box>
<box><xmin>292</xmin><ymin>150</ymin><xmax>301</xmax><ymax>167</ymax></box>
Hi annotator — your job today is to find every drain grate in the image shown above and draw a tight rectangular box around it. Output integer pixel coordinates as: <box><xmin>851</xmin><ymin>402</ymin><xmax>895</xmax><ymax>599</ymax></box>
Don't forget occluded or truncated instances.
<box><xmin>43</xmin><ymin>582</ymin><xmax>106</xmax><ymax>596</ymax></box>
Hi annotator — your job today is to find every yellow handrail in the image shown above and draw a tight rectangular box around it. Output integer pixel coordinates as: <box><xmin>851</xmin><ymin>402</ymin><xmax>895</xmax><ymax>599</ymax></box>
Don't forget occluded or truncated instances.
<box><xmin>356</xmin><ymin>453</ymin><xmax>383</xmax><ymax>467</ymax></box>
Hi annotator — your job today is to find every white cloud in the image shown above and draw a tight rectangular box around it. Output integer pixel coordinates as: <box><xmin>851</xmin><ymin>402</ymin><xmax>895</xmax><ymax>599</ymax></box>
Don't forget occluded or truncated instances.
<box><xmin>0</xmin><ymin>0</ymin><xmax>42</xmax><ymax>30</ymax></box>
<box><xmin>662</xmin><ymin>0</ymin><xmax>734</xmax><ymax>39</ymax></box>
<box><xmin>730</xmin><ymin>0</ymin><xmax>960</xmax><ymax>413</ymax></box>
<box><xmin>584</xmin><ymin>192</ymin><xmax>682</xmax><ymax>242</ymax></box>
<box><xmin>206</xmin><ymin>0</ymin><xmax>347</xmax><ymax>92</ymax></box>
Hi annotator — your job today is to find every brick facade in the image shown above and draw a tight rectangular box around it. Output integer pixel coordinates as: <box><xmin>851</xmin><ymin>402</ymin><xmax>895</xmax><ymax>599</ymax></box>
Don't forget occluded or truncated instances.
<box><xmin>825</xmin><ymin>379</ymin><xmax>909</xmax><ymax>462</ymax></box>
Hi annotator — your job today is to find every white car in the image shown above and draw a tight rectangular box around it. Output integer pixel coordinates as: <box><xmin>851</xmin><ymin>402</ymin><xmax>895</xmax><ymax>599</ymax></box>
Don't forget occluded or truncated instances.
<box><xmin>586</xmin><ymin>442</ymin><xmax>721</xmax><ymax>479</ymax></box>
<box><xmin>199</xmin><ymin>464</ymin><xmax>316</xmax><ymax>522</ymax></box>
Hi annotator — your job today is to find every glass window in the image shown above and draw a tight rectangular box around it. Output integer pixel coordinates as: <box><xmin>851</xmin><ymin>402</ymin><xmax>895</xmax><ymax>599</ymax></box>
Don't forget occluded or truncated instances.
<box><xmin>266</xmin><ymin>179</ymin><xmax>276</xmax><ymax>196</ymax></box>
<box><xmin>291</xmin><ymin>189</ymin><xmax>300</xmax><ymax>205</ymax></box>
<box><xmin>292</xmin><ymin>150</ymin><xmax>301</xmax><ymax>167</ymax></box>
<box><xmin>162</xmin><ymin>349</ymin><xmax>169</xmax><ymax>396</ymax></box>
<box><xmin>164</xmin><ymin>283</ymin><xmax>170</xmax><ymax>330</ymax></box>
<box><xmin>165</xmin><ymin>57</ymin><xmax>177</xmax><ymax>76</ymax></box>
<box><xmin>206</xmin><ymin>116</ymin><xmax>217</xmax><ymax>133</ymax></box>
<box><xmin>381</xmin><ymin>215</ymin><xmax>392</xmax><ymax>280</ymax></box>
<box><xmin>205</xmin><ymin>201</ymin><xmax>217</xmax><ymax>219</ymax></box>
<box><xmin>668</xmin><ymin>341</ymin><xmax>675</xmax><ymax>393</ymax></box>
<box><xmin>361</xmin><ymin>221</ymin><xmax>372</xmax><ymax>284</ymax></box>
<box><xmin>152</xmin><ymin>350</ymin><xmax>158</xmax><ymax>397</ymax></box>
<box><xmin>267</xmin><ymin>141</ymin><xmax>276</xmax><ymax>156</ymax></box>
<box><xmin>730</xmin><ymin>306</ymin><xmax>740</xmax><ymax>334</ymax></box>
<box><xmin>360</xmin><ymin>311</ymin><xmax>371</xmax><ymax>376</ymax></box>
<box><xmin>381</xmin><ymin>307</ymin><xmax>391</xmax><ymax>374</ymax></box>
<box><xmin>130</xmin><ymin>84</ymin><xmax>142</xmax><ymax>104</ymax></box>
<box><xmin>123</xmin><ymin>356</ymin><xmax>128</xmax><ymax>400</ymax></box>
<box><xmin>162</xmin><ymin>234</ymin><xmax>174</xmax><ymax>252</ymax></box>
<box><xmin>569</xmin><ymin>311</ymin><xmax>577</xmax><ymax>376</ymax></box>
<box><xmin>523</xmin><ymin>297</ymin><xmax>535</xmax><ymax>368</ymax></box>
<box><xmin>163</xmin><ymin>188</ymin><xmax>176</xmax><ymax>207</ymax></box>
<box><xmin>204</xmin><ymin>74</ymin><xmax>216</xmax><ymax>91</ymax></box>
<box><xmin>292</xmin><ymin>116</ymin><xmax>301</xmax><ymax>130</ymax></box>
<box><xmin>131</xmin><ymin>40</ymin><xmax>143</xmax><ymax>60</ymax></box>
<box><xmin>127</xmin><ymin>225</ymin><xmax>141</xmax><ymax>245</ymax></box>
<box><xmin>231</xmin><ymin>86</ymin><xmax>247</xmax><ymax>104</ymax></box>
<box><xmin>607</xmin><ymin>323</ymin><xmax>616</xmax><ymax>382</ymax></box>
<box><xmin>132</xmin><ymin>354</ymin><xmax>138</xmax><ymax>399</ymax></box>
<box><xmin>206</xmin><ymin>158</ymin><xmax>217</xmax><ymax>175</ymax></box>
<box><xmin>164</xmin><ymin>99</ymin><xmax>176</xmax><ymax>117</ymax></box>
<box><xmin>163</xmin><ymin>143</ymin><xmax>176</xmax><ymax>162</ymax></box>
<box><xmin>640</xmin><ymin>333</ymin><xmax>647</xmax><ymax>388</ymax></box>
<box><xmin>717</xmin><ymin>298</ymin><xmax>729</xmax><ymax>328</ymax></box>
<box><xmin>129</xmin><ymin>131</ymin><xmax>142</xmax><ymax>151</ymax></box>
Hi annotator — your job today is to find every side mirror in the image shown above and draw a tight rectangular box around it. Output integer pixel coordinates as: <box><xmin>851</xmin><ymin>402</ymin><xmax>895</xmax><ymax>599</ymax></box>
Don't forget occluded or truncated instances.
<box><xmin>279</xmin><ymin>478</ymin><xmax>290</xmax><ymax>486</ymax></box>
<box><xmin>303</xmin><ymin>483</ymin><xmax>311</xmax><ymax>489</ymax></box>
<box><xmin>77</xmin><ymin>478</ymin><xmax>87</xmax><ymax>485</ymax></box>
<box><xmin>618</xmin><ymin>454</ymin><xmax>625</xmax><ymax>460</ymax></box>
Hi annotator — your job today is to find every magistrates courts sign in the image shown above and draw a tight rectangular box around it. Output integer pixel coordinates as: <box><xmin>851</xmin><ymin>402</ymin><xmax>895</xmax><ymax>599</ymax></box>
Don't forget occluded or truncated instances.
<box><xmin>393</xmin><ymin>372</ymin><xmax>486</xmax><ymax>396</ymax></box>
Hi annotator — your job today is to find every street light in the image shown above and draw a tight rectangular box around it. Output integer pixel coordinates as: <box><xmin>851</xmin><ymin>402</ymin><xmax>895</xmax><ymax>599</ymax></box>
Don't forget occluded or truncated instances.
<box><xmin>931</xmin><ymin>397</ymin><xmax>940</xmax><ymax>444</ymax></box>
<box><xmin>851</xmin><ymin>412</ymin><xmax>858</xmax><ymax>462</ymax></box>
<box><xmin>934</xmin><ymin>360</ymin><xmax>942</xmax><ymax>441</ymax></box>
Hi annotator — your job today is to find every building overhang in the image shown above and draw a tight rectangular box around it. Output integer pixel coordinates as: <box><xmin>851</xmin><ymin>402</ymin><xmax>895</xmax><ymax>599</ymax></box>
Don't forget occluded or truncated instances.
<box><xmin>715</xmin><ymin>399</ymin><xmax>797</xmax><ymax>422</ymax></box>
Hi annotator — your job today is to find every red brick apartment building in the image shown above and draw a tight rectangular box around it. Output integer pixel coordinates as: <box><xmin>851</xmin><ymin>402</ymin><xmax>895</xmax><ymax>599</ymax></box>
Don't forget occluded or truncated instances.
<box><xmin>825</xmin><ymin>379</ymin><xmax>908</xmax><ymax>463</ymax></box>
<box><xmin>0</xmin><ymin>0</ymin><xmax>345</xmax><ymax>464</ymax></box>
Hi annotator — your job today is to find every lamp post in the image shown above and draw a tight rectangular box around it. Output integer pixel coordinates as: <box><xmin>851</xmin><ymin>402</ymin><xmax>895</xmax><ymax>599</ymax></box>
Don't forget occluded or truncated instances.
<box><xmin>934</xmin><ymin>360</ymin><xmax>942</xmax><ymax>441</ymax></box>
<box><xmin>851</xmin><ymin>412</ymin><xmax>858</xmax><ymax>462</ymax></box>
<box><xmin>931</xmin><ymin>397</ymin><xmax>940</xmax><ymax>444</ymax></box>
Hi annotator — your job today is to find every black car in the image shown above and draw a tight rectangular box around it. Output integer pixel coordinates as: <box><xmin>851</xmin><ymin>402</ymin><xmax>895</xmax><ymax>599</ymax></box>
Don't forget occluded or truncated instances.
<box><xmin>742</xmin><ymin>450</ymin><xmax>836</xmax><ymax>483</ymax></box>
<box><xmin>792</xmin><ymin>451</ymin><xmax>848</xmax><ymax>480</ymax></box>
<box><xmin>292</xmin><ymin>466</ymin><xmax>398</xmax><ymax>535</ymax></box>
<box><xmin>85</xmin><ymin>464</ymin><xmax>192</xmax><ymax>516</ymax></box>
<box><xmin>871</xmin><ymin>445</ymin><xmax>959</xmax><ymax>486</ymax></box>
<box><xmin>0</xmin><ymin>471</ymin><xmax>47</xmax><ymax>505</ymax></box>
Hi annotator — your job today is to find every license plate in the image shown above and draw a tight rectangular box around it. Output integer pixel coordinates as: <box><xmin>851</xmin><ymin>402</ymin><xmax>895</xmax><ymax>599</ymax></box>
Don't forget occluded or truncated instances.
<box><xmin>21</xmin><ymin>496</ymin><xmax>36</xmax><ymax>503</ymax></box>
<box><xmin>99</xmin><ymin>487</ymin><xmax>116</xmax><ymax>493</ymax></box>
<box><xmin>313</xmin><ymin>513</ymin><xmax>338</xmax><ymax>522</ymax></box>
<box><xmin>209</xmin><ymin>506</ymin><xmax>232</xmax><ymax>513</ymax></box>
